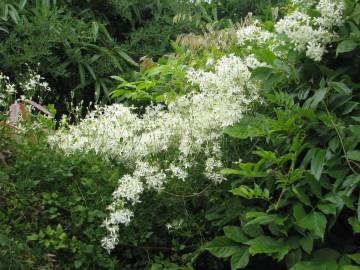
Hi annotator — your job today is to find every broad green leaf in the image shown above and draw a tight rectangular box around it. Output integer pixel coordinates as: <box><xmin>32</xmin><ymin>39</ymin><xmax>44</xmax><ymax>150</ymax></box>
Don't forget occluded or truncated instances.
<box><xmin>254</xmin><ymin>49</ymin><xmax>276</xmax><ymax>64</ymax></box>
<box><xmin>292</xmin><ymin>186</ymin><xmax>312</xmax><ymax>206</ymax></box>
<box><xmin>347</xmin><ymin>150</ymin><xmax>360</xmax><ymax>162</ymax></box>
<box><xmin>311</xmin><ymin>148</ymin><xmax>326</xmax><ymax>180</ymax></box>
<box><xmin>285</xmin><ymin>249</ymin><xmax>303</xmax><ymax>268</ymax></box>
<box><xmin>293</xmin><ymin>204</ymin><xmax>306</xmax><ymax>221</ymax></box>
<box><xmin>246</xmin><ymin>236</ymin><xmax>287</xmax><ymax>255</ymax></box>
<box><xmin>246</xmin><ymin>211</ymin><xmax>287</xmax><ymax>226</ymax></box>
<box><xmin>299</xmin><ymin>235</ymin><xmax>314</xmax><ymax>254</ymax></box>
<box><xmin>348</xmin><ymin>253</ymin><xmax>360</xmax><ymax>264</ymax></box>
<box><xmin>304</xmin><ymin>88</ymin><xmax>327</xmax><ymax>110</ymax></box>
<box><xmin>223</xmin><ymin>116</ymin><xmax>271</xmax><ymax>139</ymax></box>
<box><xmin>231</xmin><ymin>248</ymin><xmax>250</xmax><ymax>270</ymax></box>
<box><xmin>223</xmin><ymin>226</ymin><xmax>249</xmax><ymax>243</ymax></box>
<box><xmin>336</xmin><ymin>40</ymin><xmax>358</xmax><ymax>55</ymax></box>
<box><xmin>341</xmin><ymin>101</ymin><xmax>358</xmax><ymax>115</ymax></box>
<box><xmin>318</xmin><ymin>203</ymin><xmax>337</xmax><ymax>215</ymax></box>
<box><xmin>242</xmin><ymin>224</ymin><xmax>263</xmax><ymax>238</ymax></box>
<box><xmin>250</xmin><ymin>67</ymin><xmax>273</xmax><ymax>81</ymax></box>
<box><xmin>297</xmin><ymin>211</ymin><xmax>327</xmax><ymax>239</ymax></box>
<box><xmin>329</xmin><ymin>81</ymin><xmax>352</xmax><ymax>95</ymax></box>
<box><xmin>205</xmin><ymin>237</ymin><xmax>241</xmax><ymax>258</ymax></box>
<box><xmin>290</xmin><ymin>261</ymin><xmax>325</xmax><ymax>270</ymax></box>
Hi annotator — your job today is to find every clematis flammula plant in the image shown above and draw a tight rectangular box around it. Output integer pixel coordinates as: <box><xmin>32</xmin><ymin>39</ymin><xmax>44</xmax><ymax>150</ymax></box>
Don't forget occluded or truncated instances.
<box><xmin>49</xmin><ymin>53</ymin><xmax>262</xmax><ymax>252</ymax></box>
<box><xmin>49</xmin><ymin>0</ymin><xmax>345</xmax><ymax>253</ymax></box>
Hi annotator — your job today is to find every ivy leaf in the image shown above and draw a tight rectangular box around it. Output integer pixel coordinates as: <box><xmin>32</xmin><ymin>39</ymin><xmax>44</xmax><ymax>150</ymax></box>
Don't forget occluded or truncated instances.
<box><xmin>336</xmin><ymin>40</ymin><xmax>358</xmax><ymax>55</ymax></box>
<box><xmin>311</xmin><ymin>148</ymin><xmax>326</xmax><ymax>180</ymax></box>
<box><xmin>231</xmin><ymin>248</ymin><xmax>250</xmax><ymax>270</ymax></box>
<box><xmin>205</xmin><ymin>237</ymin><xmax>242</xmax><ymax>258</ymax></box>
<box><xmin>224</xmin><ymin>226</ymin><xmax>249</xmax><ymax>243</ymax></box>
<box><xmin>297</xmin><ymin>211</ymin><xmax>327</xmax><ymax>239</ymax></box>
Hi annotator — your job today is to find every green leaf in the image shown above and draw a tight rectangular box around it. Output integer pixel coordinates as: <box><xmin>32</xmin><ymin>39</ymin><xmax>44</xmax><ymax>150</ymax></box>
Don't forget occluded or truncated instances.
<box><xmin>206</xmin><ymin>237</ymin><xmax>241</xmax><ymax>258</ymax></box>
<box><xmin>221</xmin><ymin>169</ymin><xmax>242</xmax><ymax>175</ymax></box>
<box><xmin>311</xmin><ymin>148</ymin><xmax>326</xmax><ymax>180</ymax></box>
<box><xmin>329</xmin><ymin>81</ymin><xmax>352</xmax><ymax>95</ymax></box>
<box><xmin>297</xmin><ymin>211</ymin><xmax>327</xmax><ymax>239</ymax></box>
<box><xmin>250</xmin><ymin>67</ymin><xmax>273</xmax><ymax>81</ymax></box>
<box><xmin>300</xmin><ymin>235</ymin><xmax>314</xmax><ymax>254</ymax></box>
<box><xmin>349</xmin><ymin>217</ymin><xmax>360</xmax><ymax>233</ymax></box>
<box><xmin>224</xmin><ymin>226</ymin><xmax>249</xmax><ymax>243</ymax></box>
<box><xmin>246</xmin><ymin>236</ymin><xmax>287</xmax><ymax>255</ymax></box>
<box><xmin>74</xmin><ymin>260</ymin><xmax>83</xmax><ymax>269</ymax></box>
<box><xmin>318</xmin><ymin>203</ymin><xmax>337</xmax><ymax>215</ymax></box>
<box><xmin>304</xmin><ymin>88</ymin><xmax>327</xmax><ymax>110</ymax></box>
<box><xmin>293</xmin><ymin>204</ymin><xmax>306</xmax><ymax>221</ymax></box>
<box><xmin>224</xmin><ymin>116</ymin><xmax>271</xmax><ymax>139</ymax></box>
<box><xmin>254</xmin><ymin>49</ymin><xmax>276</xmax><ymax>64</ymax></box>
<box><xmin>348</xmin><ymin>253</ymin><xmax>360</xmax><ymax>264</ymax></box>
<box><xmin>290</xmin><ymin>261</ymin><xmax>324</xmax><ymax>270</ymax></box>
<box><xmin>347</xmin><ymin>150</ymin><xmax>360</xmax><ymax>162</ymax></box>
<box><xmin>336</xmin><ymin>40</ymin><xmax>358</xmax><ymax>55</ymax></box>
<box><xmin>231</xmin><ymin>248</ymin><xmax>250</xmax><ymax>270</ymax></box>
<box><xmin>0</xmin><ymin>233</ymin><xmax>11</xmax><ymax>246</ymax></box>
<box><xmin>339</xmin><ymin>266</ymin><xmax>360</xmax><ymax>270</ymax></box>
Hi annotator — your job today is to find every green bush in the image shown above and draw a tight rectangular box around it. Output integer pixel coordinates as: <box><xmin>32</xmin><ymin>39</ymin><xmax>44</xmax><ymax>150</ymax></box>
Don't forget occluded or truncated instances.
<box><xmin>0</xmin><ymin>135</ymin><xmax>121</xmax><ymax>269</ymax></box>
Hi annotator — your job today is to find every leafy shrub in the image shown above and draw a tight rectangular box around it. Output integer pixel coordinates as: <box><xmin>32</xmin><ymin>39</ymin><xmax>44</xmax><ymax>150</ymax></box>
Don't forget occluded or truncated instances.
<box><xmin>203</xmin><ymin>0</ymin><xmax>360</xmax><ymax>269</ymax></box>
<box><xmin>0</xmin><ymin>0</ymin><xmax>137</xmax><ymax>107</ymax></box>
<box><xmin>0</xmin><ymin>129</ymin><xmax>120</xmax><ymax>269</ymax></box>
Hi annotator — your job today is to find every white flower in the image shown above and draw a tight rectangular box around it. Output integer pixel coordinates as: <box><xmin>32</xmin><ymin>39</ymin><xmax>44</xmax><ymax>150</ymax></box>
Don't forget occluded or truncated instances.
<box><xmin>275</xmin><ymin>0</ymin><xmax>345</xmax><ymax>61</ymax></box>
<box><xmin>113</xmin><ymin>175</ymin><xmax>144</xmax><ymax>204</ymax></box>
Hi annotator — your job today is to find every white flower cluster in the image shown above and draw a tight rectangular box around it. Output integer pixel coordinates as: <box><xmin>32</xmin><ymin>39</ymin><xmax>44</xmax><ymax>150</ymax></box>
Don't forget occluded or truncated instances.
<box><xmin>275</xmin><ymin>0</ymin><xmax>344</xmax><ymax>61</ymax></box>
<box><xmin>0</xmin><ymin>73</ymin><xmax>16</xmax><ymax>107</ymax></box>
<box><xmin>0</xmin><ymin>70</ymin><xmax>50</xmax><ymax>109</ymax></box>
<box><xmin>19</xmin><ymin>69</ymin><xmax>51</xmax><ymax>97</ymax></box>
<box><xmin>49</xmin><ymin>54</ymin><xmax>260</xmax><ymax>253</ymax></box>
<box><xmin>236</xmin><ymin>22</ymin><xmax>275</xmax><ymax>47</ymax></box>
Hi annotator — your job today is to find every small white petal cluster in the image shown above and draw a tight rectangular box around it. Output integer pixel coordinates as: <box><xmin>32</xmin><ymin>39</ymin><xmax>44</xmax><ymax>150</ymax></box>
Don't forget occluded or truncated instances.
<box><xmin>0</xmin><ymin>73</ymin><xmax>16</xmax><ymax>108</ymax></box>
<box><xmin>0</xmin><ymin>70</ymin><xmax>51</xmax><ymax>110</ymax></box>
<box><xmin>315</xmin><ymin>0</ymin><xmax>345</xmax><ymax>28</ymax></box>
<box><xmin>101</xmin><ymin>208</ymin><xmax>134</xmax><ymax>252</ymax></box>
<box><xmin>49</xmin><ymin>54</ymin><xmax>260</xmax><ymax>253</ymax></box>
<box><xmin>275</xmin><ymin>0</ymin><xmax>344</xmax><ymax>61</ymax></box>
<box><xmin>19</xmin><ymin>70</ymin><xmax>51</xmax><ymax>97</ymax></box>
<box><xmin>236</xmin><ymin>22</ymin><xmax>275</xmax><ymax>47</ymax></box>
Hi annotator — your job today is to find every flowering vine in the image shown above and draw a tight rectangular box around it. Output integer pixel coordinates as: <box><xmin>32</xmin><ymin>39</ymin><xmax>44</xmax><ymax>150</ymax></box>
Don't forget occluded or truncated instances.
<box><xmin>48</xmin><ymin>0</ymin><xmax>345</xmax><ymax>253</ymax></box>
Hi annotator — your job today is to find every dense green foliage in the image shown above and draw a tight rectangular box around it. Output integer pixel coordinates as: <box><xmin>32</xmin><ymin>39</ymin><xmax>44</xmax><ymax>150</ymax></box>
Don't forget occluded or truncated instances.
<box><xmin>2</xmin><ymin>0</ymin><xmax>360</xmax><ymax>269</ymax></box>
